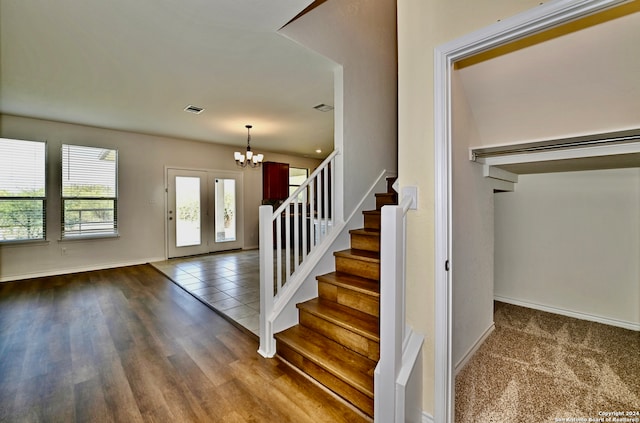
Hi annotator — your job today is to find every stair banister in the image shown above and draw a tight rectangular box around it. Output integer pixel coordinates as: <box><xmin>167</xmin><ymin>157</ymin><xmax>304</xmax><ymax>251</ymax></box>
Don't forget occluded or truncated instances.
<box><xmin>375</xmin><ymin>186</ymin><xmax>423</xmax><ymax>422</ymax></box>
<box><xmin>259</xmin><ymin>150</ymin><xmax>340</xmax><ymax>358</ymax></box>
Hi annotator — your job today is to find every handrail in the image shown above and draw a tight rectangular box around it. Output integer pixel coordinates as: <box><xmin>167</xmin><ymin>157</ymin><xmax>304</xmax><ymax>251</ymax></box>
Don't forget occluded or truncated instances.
<box><xmin>272</xmin><ymin>150</ymin><xmax>339</xmax><ymax>217</ymax></box>
<box><xmin>258</xmin><ymin>150</ymin><xmax>339</xmax><ymax>357</ymax></box>
<box><xmin>375</xmin><ymin>187</ymin><xmax>422</xmax><ymax>422</ymax></box>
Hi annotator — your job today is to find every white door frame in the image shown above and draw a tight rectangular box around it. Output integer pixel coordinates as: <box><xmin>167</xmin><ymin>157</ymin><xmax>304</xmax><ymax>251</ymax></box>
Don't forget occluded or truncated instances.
<box><xmin>433</xmin><ymin>1</ymin><xmax>628</xmax><ymax>421</ymax></box>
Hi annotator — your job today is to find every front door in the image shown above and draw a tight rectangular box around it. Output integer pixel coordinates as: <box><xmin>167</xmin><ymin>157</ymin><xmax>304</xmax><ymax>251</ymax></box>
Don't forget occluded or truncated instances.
<box><xmin>167</xmin><ymin>168</ymin><xmax>243</xmax><ymax>258</ymax></box>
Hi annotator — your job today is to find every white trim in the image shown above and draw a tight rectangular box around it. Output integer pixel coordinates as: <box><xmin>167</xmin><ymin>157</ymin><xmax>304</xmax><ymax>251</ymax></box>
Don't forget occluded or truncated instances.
<box><xmin>477</xmin><ymin>141</ymin><xmax>640</xmax><ymax>167</ymax></box>
<box><xmin>433</xmin><ymin>1</ymin><xmax>629</xmax><ymax>422</ymax></box>
<box><xmin>433</xmin><ymin>34</ymin><xmax>454</xmax><ymax>423</ymax></box>
<box><xmin>454</xmin><ymin>323</ymin><xmax>495</xmax><ymax>375</ymax></box>
<box><xmin>0</xmin><ymin>257</ymin><xmax>165</xmax><ymax>283</ymax></box>
<box><xmin>495</xmin><ymin>295</ymin><xmax>640</xmax><ymax>332</ymax></box>
<box><xmin>396</xmin><ymin>329</ymin><xmax>425</xmax><ymax>423</ymax></box>
<box><xmin>482</xmin><ymin>166</ymin><xmax>518</xmax><ymax>183</ymax></box>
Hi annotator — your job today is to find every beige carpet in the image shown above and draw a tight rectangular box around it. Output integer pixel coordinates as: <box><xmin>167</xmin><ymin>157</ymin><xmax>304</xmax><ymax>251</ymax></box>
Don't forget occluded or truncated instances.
<box><xmin>455</xmin><ymin>302</ymin><xmax>640</xmax><ymax>423</ymax></box>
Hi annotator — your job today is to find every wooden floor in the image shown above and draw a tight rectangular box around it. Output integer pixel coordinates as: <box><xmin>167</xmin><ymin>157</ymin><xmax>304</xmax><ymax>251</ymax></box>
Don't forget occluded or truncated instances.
<box><xmin>0</xmin><ymin>265</ymin><xmax>370</xmax><ymax>422</ymax></box>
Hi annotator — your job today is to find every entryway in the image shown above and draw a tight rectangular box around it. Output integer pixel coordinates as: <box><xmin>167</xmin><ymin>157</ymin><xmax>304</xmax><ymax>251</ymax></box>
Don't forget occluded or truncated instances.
<box><xmin>167</xmin><ymin>168</ymin><xmax>243</xmax><ymax>258</ymax></box>
<box><xmin>152</xmin><ymin>250</ymin><xmax>260</xmax><ymax>335</ymax></box>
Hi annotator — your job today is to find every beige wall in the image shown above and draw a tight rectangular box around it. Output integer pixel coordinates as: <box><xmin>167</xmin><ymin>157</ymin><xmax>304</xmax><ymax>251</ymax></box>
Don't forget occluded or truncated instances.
<box><xmin>495</xmin><ymin>168</ymin><xmax>640</xmax><ymax>328</ymax></box>
<box><xmin>0</xmin><ymin>114</ymin><xmax>320</xmax><ymax>281</ymax></box>
<box><xmin>397</xmin><ymin>0</ymin><xmax>544</xmax><ymax>415</ymax></box>
<box><xmin>281</xmin><ymin>0</ymin><xmax>398</xmax><ymax>216</ymax></box>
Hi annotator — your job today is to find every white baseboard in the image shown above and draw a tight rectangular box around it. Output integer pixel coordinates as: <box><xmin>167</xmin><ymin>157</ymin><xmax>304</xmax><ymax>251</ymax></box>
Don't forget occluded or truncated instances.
<box><xmin>495</xmin><ymin>295</ymin><xmax>640</xmax><ymax>332</ymax></box>
<box><xmin>422</xmin><ymin>411</ymin><xmax>434</xmax><ymax>423</ymax></box>
<box><xmin>454</xmin><ymin>322</ymin><xmax>495</xmax><ymax>375</ymax></box>
<box><xmin>0</xmin><ymin>257</ymin><xmax>165</xmax><ymax>283</ymax></box>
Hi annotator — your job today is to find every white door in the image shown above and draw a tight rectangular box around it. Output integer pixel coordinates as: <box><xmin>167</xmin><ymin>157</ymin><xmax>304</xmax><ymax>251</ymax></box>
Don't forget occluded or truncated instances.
<box><xmin>167</xmin><ymin>168</ymin><xmax>243</xmax><ymax>258</ymax></box>
<box><xmin>168</xmin><ymin>169</ymin><xmax>208</xmax><ymax>258</ymax></box>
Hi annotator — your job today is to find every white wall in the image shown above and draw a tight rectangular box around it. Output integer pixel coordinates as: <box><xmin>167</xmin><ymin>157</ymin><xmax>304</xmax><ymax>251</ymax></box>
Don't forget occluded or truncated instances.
<box><xmin>280</xmin><ymin>0</ymin><xmax>398</xmax><ymax>217</ymax></box>
<box><xmin>451</xmin><ymin>73</ymin><xmax>496</xmax><ymax>370</ymax></box>
<box><xmin>0</xmin><ymin>114</ymin><xmax>320</xmax><ymax>281</ymax></box>
<box><xmin>494</xmin><ymin>168</ymin><xmax>640</xmax><ymax>329</ymax></box>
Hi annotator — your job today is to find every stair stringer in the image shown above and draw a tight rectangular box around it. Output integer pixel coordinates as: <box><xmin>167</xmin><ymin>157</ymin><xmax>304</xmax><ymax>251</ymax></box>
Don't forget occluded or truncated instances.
<box><xmin>269</xmin><ymin>170</ymin><xmax>395</xmax><ymax>339</ymax></box>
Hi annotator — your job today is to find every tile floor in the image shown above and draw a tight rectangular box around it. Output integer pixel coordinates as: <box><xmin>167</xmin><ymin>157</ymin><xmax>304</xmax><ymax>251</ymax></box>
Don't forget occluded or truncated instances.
<box><xmin>151</xmin><ymin>249</ymin><xmax>260</xmax><ymax>335</ymax></box>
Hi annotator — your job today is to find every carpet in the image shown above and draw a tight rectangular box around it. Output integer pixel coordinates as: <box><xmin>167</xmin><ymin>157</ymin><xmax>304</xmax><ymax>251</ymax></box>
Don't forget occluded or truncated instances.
<box><xmin>455</xmin><ymin>302</ymin><xmax>640</xmax><ymax>423</ymax></box>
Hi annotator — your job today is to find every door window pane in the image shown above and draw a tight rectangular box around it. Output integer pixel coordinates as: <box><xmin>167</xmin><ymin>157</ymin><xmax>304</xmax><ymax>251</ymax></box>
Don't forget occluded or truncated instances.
<box><xmin>176</xmin><ymin>176</ymin><xmax>201</xmax><ymax>247</ymax></box>
<box><xmin>215</xmin><ymin>178</ymin><xmax>236</xmax><ymax>242</ymax></box>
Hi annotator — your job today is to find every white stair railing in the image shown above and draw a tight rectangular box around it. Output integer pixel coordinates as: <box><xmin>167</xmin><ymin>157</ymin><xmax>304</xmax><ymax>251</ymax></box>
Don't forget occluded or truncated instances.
<box><xmin>375</xmin><ymin>186</ymin><xmax>424</xmax><ymax>422</ymax></box>
<box><xmin>258</xmin><ymin>150</ymin><xmax>339</xmax><ymax>357</ymax></box>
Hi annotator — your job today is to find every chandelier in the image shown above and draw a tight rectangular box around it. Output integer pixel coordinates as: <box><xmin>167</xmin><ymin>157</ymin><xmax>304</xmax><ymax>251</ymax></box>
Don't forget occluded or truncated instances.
<box><xmin>234</xmin><ymin>124</ymin><xmax>264</xmax><ymax>168</ymax></box>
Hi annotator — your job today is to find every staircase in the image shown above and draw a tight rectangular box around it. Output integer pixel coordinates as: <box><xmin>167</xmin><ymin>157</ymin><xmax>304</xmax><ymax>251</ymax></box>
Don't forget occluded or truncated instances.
<box><xmin>274</xmin><ymin>177</ymin><xmax>397</xmax><ymax>419</ymax></box>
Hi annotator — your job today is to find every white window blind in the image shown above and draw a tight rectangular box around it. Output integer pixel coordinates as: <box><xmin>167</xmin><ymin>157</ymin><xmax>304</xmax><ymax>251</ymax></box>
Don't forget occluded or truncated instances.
<box><xmin>62</xmin><ymin>144</ymin><xmax>118</xmax><ymax>238</ymax></box>
<box><xmin>0</xmin><ymin>138</ymin><xmax>46</xmax><ymax>242</ymax></box>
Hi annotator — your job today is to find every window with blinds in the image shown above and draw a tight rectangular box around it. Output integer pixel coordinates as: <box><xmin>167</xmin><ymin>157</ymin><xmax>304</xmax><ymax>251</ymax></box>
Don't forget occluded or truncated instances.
<box><xmin>0</xmin><ymin>138</ymin><xmax>47</xmax><ymax>242</ymax></box>
<box><xmin>61</xmin><ymin>144</ymin><xmax>118</xmax><ymax>238</ymax></box>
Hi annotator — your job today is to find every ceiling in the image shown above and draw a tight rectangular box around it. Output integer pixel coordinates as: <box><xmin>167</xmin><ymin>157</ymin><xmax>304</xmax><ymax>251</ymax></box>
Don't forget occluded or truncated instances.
<box><xmin>0</xmin><ymin>0</ymin><xmax>336</xmax><ymax>158</ymax></box>
<box><xmin>457</xmin><ymin>3</ymin><xmax>640</xmax><ymax>174</ymax></box>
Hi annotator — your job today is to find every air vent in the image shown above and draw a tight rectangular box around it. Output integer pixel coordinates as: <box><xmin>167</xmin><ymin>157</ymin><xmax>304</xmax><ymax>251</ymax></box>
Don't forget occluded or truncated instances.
<box><xmin>184</xmin><ymin>105</ymin><xmax>204</xmax><ymax>114</ymax></box>
<box><xmin>313</xmin><ymin>103</ymin><xmax>334</xmax><ymax>112</ymax></box>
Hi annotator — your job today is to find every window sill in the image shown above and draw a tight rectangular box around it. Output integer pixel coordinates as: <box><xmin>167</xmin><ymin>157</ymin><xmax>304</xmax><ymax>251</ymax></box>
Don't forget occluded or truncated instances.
<box><xmin>58</xmin><ymin>234</ymin><xmax>120</xmax><ymax>243</ymax></box>
<box><xmin>0</xmin><ymin>239</ymin><xmax>50</xmax><ymax>248</ymax></box>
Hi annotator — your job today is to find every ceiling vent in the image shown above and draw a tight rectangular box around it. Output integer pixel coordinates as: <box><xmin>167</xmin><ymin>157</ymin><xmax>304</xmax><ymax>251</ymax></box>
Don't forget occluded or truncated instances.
<box><xmin>184</xmin><ymin>105</ymin><xmax>204</xmax><ymax>114</ymax></box>
<box><xmin>313</xmin><ymin>103</ymin><xmax>334</xmax><ymax>112</ymax></box>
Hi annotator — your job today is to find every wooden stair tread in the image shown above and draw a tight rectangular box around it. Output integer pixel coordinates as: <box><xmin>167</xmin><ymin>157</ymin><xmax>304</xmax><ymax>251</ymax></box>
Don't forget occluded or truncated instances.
<box><xmin>334</xmin><ymin>249</ymin><xmax>380</xmax><ymax>263</ymax></box>
<box><xmin>375</xmin><ymin>192</ymin><xmax>395</xmax><ymax>198</ymax></box>
<box><xmin>298</xmin><ymin>298</ymin><xmax>379</xmax><ymax>342</ymax></box>
<box><xmin>316</xmin><ymin>272</ymin><xmax>380</xmax><ymax>298</ymax></box>
<box><xmin>349</xmin><ymin>228</ymin><xmax>380</xmax><ymax>236</ymax></box>
<box><xmin>275</xmin><ymin>325</ymin><xmax>376</xmax><ymax>398</ymax></box>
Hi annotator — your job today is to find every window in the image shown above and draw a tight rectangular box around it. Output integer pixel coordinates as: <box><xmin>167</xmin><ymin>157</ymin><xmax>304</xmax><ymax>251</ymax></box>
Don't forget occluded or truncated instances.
<box><xmin>0</xmin><ymin>138</ymin><xmax>46</xmax><ymax>242</ymax></box>
<box><xmin>289</xmin><ymin>167</ymin><xmax>309</xmax><ymax>202</ymax></box>
<box><xmin>62</xmin><ymin>144</ymin><xmax>118</xmax><ymax>238</ymax></box>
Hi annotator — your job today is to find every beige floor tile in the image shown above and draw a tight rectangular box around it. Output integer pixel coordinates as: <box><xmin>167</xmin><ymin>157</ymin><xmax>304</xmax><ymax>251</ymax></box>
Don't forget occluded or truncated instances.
<box><xmin>224</xmin><ymin>305</ymin><xmax>258</xmax><ymax>320</ymax></box>
<box><xmin>151</xmin><ymin>250</ymin><xmax>261</xmax><ymax>334</ymax></box>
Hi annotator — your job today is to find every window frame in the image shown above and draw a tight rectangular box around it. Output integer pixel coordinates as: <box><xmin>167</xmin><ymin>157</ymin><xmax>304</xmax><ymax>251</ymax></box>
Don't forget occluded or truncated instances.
<box><xmin>61</xmin><ymin>144</ymin><xmax>119</xmax><ymax>240</ymax></box>
<box><xmin>289</xmin><ymin>166</ymin><xmax>309</xmax><ymax>201</ymax></box>
<box><xmin>0</xmin><ymin>138</ymin><xmax>47</xmax><ymax>244</ymax></box>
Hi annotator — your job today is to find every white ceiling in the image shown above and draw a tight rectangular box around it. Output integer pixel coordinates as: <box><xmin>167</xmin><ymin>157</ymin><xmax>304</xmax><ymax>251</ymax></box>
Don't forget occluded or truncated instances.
<box><xmin>0</xmin><ymin>0</ymin><xmax>336</xmax><ymax>158</ymax></box>
<box><xmin>5</xmin><ymin>2</ymin><xmax>639</xmax><ymax>167</ymax></box>
<box><xmin>457</xmin><ymin>7</ymin><xmax>640</xmax><ymax>173</ymax></box>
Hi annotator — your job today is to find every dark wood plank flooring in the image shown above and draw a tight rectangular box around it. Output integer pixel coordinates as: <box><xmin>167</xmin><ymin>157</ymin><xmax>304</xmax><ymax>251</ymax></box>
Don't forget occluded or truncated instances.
<box><xmin>0</xmin><ymin>265</ymin><xmax>369</xmax><ymax>422</ymax></box>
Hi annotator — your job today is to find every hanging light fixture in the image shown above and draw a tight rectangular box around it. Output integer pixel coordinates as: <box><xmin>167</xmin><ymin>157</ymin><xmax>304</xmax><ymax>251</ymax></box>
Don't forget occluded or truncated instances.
<box><xmin>234</xmin><ymin>124</ymin><xmax>264</xmax><ymax>168</ymax></box>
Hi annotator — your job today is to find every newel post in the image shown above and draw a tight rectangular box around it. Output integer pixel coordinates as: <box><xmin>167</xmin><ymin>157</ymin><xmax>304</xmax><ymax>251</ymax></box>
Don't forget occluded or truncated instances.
<box><xmin>375</xmin><ymin>203</ymin><xmax>404</xmax><ymax>421</ymax></box>
<box><xmin>258</xmin><ymin>205</ymin><xmax>275</xmax><ymax>357</ymax></box>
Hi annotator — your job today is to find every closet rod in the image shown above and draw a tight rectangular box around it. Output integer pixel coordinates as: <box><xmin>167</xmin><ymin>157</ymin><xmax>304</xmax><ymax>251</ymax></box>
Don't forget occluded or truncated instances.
<box><xmin>471</xmin><ymin>128</ymin><xmax>640</xmax><ymax>161</ymax></box>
